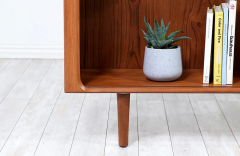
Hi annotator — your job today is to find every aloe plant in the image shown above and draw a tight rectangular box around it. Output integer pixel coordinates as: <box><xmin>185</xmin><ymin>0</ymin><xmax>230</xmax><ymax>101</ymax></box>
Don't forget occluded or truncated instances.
<box><xmin>142</xmin><ymin>17</ymin><xmax>191</xmax><ymax>49</ymax></box>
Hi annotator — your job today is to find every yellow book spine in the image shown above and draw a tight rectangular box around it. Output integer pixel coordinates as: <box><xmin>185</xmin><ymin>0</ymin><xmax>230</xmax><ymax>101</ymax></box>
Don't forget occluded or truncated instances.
<box><xmin>213</xmin><ymin>6</ymin><xmax>223</xmax><ymax>85</ymax></box>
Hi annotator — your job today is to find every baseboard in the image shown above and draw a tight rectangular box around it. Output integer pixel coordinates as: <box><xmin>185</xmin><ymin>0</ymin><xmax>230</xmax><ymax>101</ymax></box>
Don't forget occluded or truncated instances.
<box><xmin>0</xmin><ymin>45</ymin><xmax>64</xmax><ymax>59</ymax></box>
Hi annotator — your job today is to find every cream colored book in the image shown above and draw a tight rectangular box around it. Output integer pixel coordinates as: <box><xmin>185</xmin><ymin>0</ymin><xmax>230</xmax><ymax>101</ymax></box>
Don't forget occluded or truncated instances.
<box><xmin>203</xmin><ymin>8</ymin><xmax>214</xmax><ymax>84</ymax></box>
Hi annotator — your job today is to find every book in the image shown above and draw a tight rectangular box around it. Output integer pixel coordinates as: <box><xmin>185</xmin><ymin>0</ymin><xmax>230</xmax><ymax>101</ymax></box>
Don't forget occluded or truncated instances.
<box><xmin>221</xmin><ymin>3</ymin><xmax>229</xmax><ymax>85</ymax></box>
<box><xmin>213</xmin><ymin>5</ymin><xmax>223</xmax><ymax>85</ymax></box>
<box><xmin>226</xmin><ymin>0</ymin><xmax>237</xmax><ymax>84</ymax></box>
<box><xmin>203</xmin><ymin>8</ymin><xmax>214</xmax><ymax>84</ymax></box>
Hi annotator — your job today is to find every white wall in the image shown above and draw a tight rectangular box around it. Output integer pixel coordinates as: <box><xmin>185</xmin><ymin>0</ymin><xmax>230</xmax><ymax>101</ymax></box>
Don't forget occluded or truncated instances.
<box><xmin>0</xmin><ymin>0</ymin><xmax>64</xmax><ymax>59</ymax></box>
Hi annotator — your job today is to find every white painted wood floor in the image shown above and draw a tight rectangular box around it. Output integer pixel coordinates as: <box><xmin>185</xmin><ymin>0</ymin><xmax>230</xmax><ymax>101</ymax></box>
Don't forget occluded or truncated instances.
<box><xmin>0</xmin><ymin>59</ymin><xmax>240</xmax><ymax>156</ymax></box>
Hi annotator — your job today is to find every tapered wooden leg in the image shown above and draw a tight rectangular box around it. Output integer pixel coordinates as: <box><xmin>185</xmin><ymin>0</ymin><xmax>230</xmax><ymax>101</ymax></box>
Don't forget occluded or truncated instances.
<box><xmin>117</xmin><ymin>93</ymin><xmax>130</xmax><ymax>147</ymax></box>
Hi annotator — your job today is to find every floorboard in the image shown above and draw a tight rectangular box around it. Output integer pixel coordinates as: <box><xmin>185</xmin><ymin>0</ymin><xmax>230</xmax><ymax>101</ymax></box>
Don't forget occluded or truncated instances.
<box><xmin>6</xmin><ymin>60</ymin><xmax>53</xmax><ymax>99</ymax></box>
<box><xmin>69</xmin><ymin>93</ymin><xmax>111</xmax><ymax>156</ymax></box>
<box><xmin>0</xmin><ymin>59</ymin><xmax>32</xmax><ymax>99</ymax></box>
<box><xmin>164</xmin><ymin>100</ymin><xmax>208</xmax><ymax>156</ymax></box>
<box><xmin>191</xmin><ymin>99</ymin><xmax>240</xmax><ymax>156</ymax></box>
<box><xmin>104</xmin><ymin>100</ymin><xmax>138</xmax><ymax>156</ymax></box>
<box><xmin>58</xmin><ymin>89</ymin><xmax>86</xmax><ymax>101</ymax></box>
<box><xmin>188</xmin><ymin>93</ymin><xmax>216</xmax><ymax>101</ymax></box>
<box><xmin>0</xmin><ymin>99</ymin><xmax>56</xmax><ymax>156</ymax></box>
<box><xmin>214</xmin><ymin>94</ymin><xmax>240</xmax><ymax>101</ymax></box>
<box><xmin>32</xmin><ymin>60</ymin><xmax>64</xmax><ymax>99</ymax></box>
<box><xmin>137</xmin><ymin>94</ymin><xmax>173</xmax><ymax>156</ymax></box>
<box><xmin>34</xmin><ymin>92</ymin><xmax>85</xmax><ymax>156</ymax></box>
<box><xmin>163</xmin><ymin>93</ymin><xmax>190</xmax><ymax>101</ymax></box>
<box><xmin>0</xmin><ymin>99</ymin><xmax>29</xmax><ymax>150</ymax></box>
<box><xmin>0</xmin><ymin>59</ymin><xmax>12</xmax><ymax>73</ymax></box>
<box><xmin>137</xmin><ymin>93</ymin><xmax>163</xmax><ymax>101</ymax></box>
<box><xmin>216</xmin><ymin>95</ymin><xmax>240</xmax><ymax>147</ymax></box>
<box><xmin>84</xmin><ymin>93</ymin><xmax>112</xmax><ymax>100</ymax></box>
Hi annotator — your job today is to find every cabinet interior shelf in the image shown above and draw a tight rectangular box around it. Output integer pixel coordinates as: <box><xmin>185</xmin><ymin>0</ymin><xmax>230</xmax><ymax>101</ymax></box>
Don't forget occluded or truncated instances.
<box><xmin>80</xmin><ymin>69</ymin><xmax>240</xmax><ymax>93</ymax></box>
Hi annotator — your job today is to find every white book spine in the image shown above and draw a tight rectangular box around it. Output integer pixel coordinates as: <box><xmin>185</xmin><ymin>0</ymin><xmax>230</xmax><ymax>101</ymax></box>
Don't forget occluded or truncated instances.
<box><xmin>203</xmin><ymin>11</ymin><xmax>214</xmax><ymax>84</ymax></box>
<box><xmin>226</xmin><ymin>0</ymin><xmax>237</xmax><ymax>84</ymax></box>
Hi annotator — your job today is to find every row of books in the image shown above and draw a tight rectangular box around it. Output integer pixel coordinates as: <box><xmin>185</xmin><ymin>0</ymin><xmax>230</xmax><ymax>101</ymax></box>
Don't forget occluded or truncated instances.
<box><xmin>203</xmin><ymin>0</ymin><xmax>237</xmax><ymax>85</ymax></box>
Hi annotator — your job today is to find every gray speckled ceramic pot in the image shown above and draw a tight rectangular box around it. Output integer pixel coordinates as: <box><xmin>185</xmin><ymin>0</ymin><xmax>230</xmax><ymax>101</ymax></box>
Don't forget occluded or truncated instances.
<box><xmin>143</xmin><ymin>46</ymin><xmax>183</xmax><ymax>82</ymax></box>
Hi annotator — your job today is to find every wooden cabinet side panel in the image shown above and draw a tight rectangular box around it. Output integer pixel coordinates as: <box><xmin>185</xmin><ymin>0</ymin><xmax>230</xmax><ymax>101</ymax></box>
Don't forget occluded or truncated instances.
<box><xmin>64</xmin><ymin>0</ymin><xmax>84</xmax><ymax>92</ymax></box>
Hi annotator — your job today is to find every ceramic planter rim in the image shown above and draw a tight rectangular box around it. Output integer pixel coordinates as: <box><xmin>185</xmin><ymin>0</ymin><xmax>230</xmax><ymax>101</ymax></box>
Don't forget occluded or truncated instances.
<box><xmin>145</xmin><ymin>46</ymin><xmax>181</xmax><ymax>51</ymax></box>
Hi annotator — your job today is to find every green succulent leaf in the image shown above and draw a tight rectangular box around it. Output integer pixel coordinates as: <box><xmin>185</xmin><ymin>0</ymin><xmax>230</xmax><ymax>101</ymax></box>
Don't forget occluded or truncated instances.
<box><xmin>159</xmin><ymin>22</ymin><xmax>171</xmax><ymax>41</ymax></box>
<box><xmin>167</xmin><ymin>31</ymin><xmax>184</xmax><ymax>40</ymax></box>
<box><xmin>144</xmin><ymin>17</ymin><xmax>154</xmax><ymax>36</ymax></box>
<box><xmin>168</xmin><ymin>45</ymin><xmax>178</xmax><ymax>49</ymax></box>
<box><xmin>159</xmin><ymin>37</ymin><xmax>191</xmax><ymax>49</ymax></box>
<box><xmin>148</xmin><ymin>24</ymin><xmax>155</xmax><ymax>37</ymax></box>
<box><xmin>165</xmin><ymin>22</ymin><xmax>171</xmax><ymax>32</ymax></box>
<box><xmin>147</xmin><ymin>46</ymin><xmax>153</xmax><ymax>48</ymax></box>
<box><xmin>142</xmin><ymin>30</ymin><xmax>152</xmax><ymax>46</ymax></box>
<box><xmin>158</xmin><ymin>39</ymin><xmax>176</xmax><ymax>49</ymax></box>
<box><xmin>162</xmin><ymin>37</ymin><xmax>191</xmax><ymax>48</ymax></box>
<box><xmin>144</xmin><ymin>37</ymin><xmax>152</xmax><ymax>46</ymax></box>
<box><xmin>151</xmin><ymin>35</ymin><xmax>163</xmax><ymax>48</ymax></box>
<box><xmin>149</xmin><ymin>37</ymin><xmax>159</xmax><ymax>48</ymax></box>
<box><xmin>161</xmin><ymin>18</ymin><xmax>165</xmax><ymax>30</ymax></box>
<box><xmin>169</xmin><ymin>36</ymin><xmax>192</xmax><ymax>45</ymax></box>
<box><xmin>147</xmin><ymin>22</ymin><xmax>160</xmax><ymax>47</ymax></box>
<box><xmin>142</xmin><ymin>30</ymin><xmax>149</xmax><ymax>38</ymax></box>
<box><xmin>154</xmin><ymin>19</ymin><xmax>162</xmax><ymax>41</ymax></box>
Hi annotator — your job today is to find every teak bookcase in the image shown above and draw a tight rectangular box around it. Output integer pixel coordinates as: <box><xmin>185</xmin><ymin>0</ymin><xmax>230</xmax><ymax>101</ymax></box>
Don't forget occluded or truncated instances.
<box><xmin>64</xmin><ymin>0</ymin><xmax>240</xmax><ymax>147</ymax></box>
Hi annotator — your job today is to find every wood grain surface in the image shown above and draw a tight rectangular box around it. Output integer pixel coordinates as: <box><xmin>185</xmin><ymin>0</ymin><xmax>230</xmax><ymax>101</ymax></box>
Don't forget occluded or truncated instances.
<box><xmin>117</xmin><ymin>93</ymin><xmax>130</xmax><ymax>147</ymax></box>
<box><xmin>64</xmin><ymin>0</ymin><xmax>83</xmax><ymax>92</ymax></box>
<box><xmin>80</xmin><ymin>0</ymin><xmax>240</xmax><ymax>69</ymax></box>
<box><xmin>81</xmin><ymin>69</ymin><xmax>240</xmax><ymax>87</ymax></box>
<box><xmin>75</xmin><ymin>69</ymin><xmax>240</xmax><ymax>93</ymax></box>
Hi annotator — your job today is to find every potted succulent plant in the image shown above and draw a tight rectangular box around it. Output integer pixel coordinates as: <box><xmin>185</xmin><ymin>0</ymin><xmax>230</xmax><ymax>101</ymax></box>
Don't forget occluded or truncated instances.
<box><xmin>142</xmin><ymin>17</ymin><xmax>191</xmax><ymax>82</ymax></box>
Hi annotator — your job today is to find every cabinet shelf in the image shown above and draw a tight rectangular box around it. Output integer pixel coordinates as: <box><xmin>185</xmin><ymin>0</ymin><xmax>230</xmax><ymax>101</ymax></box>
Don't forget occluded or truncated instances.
<box><xmin>80</xmin><ymin>69</ymin><xmax>240</xmax><ymax>93</ymax></box>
